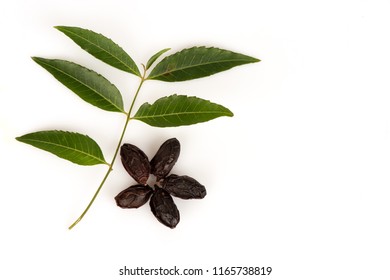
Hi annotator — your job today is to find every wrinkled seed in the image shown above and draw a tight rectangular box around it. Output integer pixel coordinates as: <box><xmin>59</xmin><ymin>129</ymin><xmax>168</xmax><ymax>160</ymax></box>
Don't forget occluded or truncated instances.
<box><xmin>115</xmin><ymin>184</ymin><xmax>153</xmax><ymax>208</ymax></box>
<box><xmin>150</xmin><ymin>138</ymin><xmax>180</xmax><ymax>181</ymax></box>
<box><xmin>121</xmin><ymin>143</ymin><xmax>151</xmax><ymax>185</ymax></box>
<box><xmin>150</xmin><ymin>188</ymin><xmax>180</xmax><ymax>228</ymax></box>
<box><xmin>162</xmin><ymin>174</ymin><xmax>206</xmax><ymax>199</ymax></box>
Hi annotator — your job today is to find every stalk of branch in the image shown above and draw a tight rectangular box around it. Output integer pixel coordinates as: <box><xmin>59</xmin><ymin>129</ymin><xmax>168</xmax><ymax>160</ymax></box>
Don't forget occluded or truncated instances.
<box><xmin>68</xmin><ymin>68</ymin><xmax>146</xmax><ymax>230</ymax></box>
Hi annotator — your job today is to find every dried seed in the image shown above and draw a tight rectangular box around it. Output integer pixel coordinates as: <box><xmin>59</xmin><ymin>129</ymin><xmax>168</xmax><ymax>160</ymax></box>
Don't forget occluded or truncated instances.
<box><xmin>162</xmin><ymin>174</ymin><xmax>206</xmax><ymax>199</ymax></box>
<box><xmin>150</xmin><ymin>188</ymin><xmax>180</xmax><ymax>228</ymax></box>
<box><xmin>150</xmin><ymin>138</ymin><xmax>180</xmax><ymax>181</ymax></box>
<box><xmin>115</xmin><ymin>184</ymin><xmax>153</xmax><ymax>209</ymax></box>
<box><xmin>120</xmin><ymin>143</ymin><xmax>150</xmax><ymax>185</ymax></box>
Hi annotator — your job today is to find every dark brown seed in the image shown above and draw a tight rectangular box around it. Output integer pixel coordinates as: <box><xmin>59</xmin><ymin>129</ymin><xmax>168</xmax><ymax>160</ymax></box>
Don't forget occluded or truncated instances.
<box><xmin>120</xmin><ymin>143</ymin><xmax>150</xmax><ymax>185</ymax></box>
<box><xmin>115</xmin><ymin>184</ymin><xmax>153</xmax><ymax>209</ymax></box>
<box><xmin>162</xmin><ymin>174</ymin><xmax>206</xmax><ymax>199</ymax></box>
<box><xmin>150</xmin><ymin>188</ymin><xmax>180</xmax><ymax>228</ymax></box>
<box><xmin>150</xmin><ymin>138</ymin><xmax>180</xmax><ymax>181</ymax></box>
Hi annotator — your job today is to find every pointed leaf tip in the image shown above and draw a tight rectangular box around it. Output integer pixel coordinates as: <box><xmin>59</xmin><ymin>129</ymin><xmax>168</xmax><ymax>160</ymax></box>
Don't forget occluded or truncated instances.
<box><xmin>16</xmin><ymin>130</ymin><xmax>108</xmax><ymax>166</ymax></box>
<box><xmin>55</xmin><ymin>26</ymin><xmax>141</xmax><ymax>77</ymax></box>
<box><xmin>146</xmin><ymin>48</ymin><xmax>171</xmax><ymax>70</ymax></box>
<box><xmin>133</xmin><ymin>94</ymin><xmax>233</xmax><ymax>127</ymax></box>
<box><xmin>148</xmin><ymin>46</ymin><xmax>259</xmax><ymax>82</ymax></box>
<box><xmin>32</xmin><ymin>57</ymin><xmax>125</xmax><ymax>113</ymax></box>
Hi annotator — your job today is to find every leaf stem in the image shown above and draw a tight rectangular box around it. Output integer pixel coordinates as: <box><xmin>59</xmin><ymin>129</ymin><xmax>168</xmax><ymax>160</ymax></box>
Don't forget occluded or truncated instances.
<box><xmin>68</xmin><ymin>68</ymin><xmax>147</xmax><ymax>230</ymax></box>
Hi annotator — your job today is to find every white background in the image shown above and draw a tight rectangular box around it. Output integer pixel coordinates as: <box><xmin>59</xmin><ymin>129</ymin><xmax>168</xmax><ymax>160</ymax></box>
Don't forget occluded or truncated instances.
<box><xmin>1</xmin><ymin>0</ymin><xmax>390</xmax><ymax>279</ymax></box>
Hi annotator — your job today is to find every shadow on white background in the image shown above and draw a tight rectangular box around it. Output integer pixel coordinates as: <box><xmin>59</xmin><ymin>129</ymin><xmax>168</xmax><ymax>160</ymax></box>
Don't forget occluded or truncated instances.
<box><xmin>1</xmin><ymin>0</ymin><xmax>390</xmax><ymax>279</ymax></box>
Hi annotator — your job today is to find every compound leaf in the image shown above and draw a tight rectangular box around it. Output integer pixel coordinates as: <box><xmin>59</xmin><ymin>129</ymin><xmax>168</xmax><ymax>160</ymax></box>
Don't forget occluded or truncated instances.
<box><xmin>147</xmin><ymin>46</ymin><xmax>259</xmax><ymax>82</ymax></box>
<box><xmin>32</xmin><ymin>57</ymin><xmax>125</xmax><ymax>113</ymax></box>
<box><xmin>55</xmin><ymin>26</ymin><xmax>140</xmax><ymax>77</ymax></box>
<box><xmin>133</xmin><ymin>94</ymin><xmax>233</xmax><ymax>127</ymax></box>
<box><xmin>16</xmin><ymin>130</ymin><xmax>108</xmax><ymax>166</ymax></box>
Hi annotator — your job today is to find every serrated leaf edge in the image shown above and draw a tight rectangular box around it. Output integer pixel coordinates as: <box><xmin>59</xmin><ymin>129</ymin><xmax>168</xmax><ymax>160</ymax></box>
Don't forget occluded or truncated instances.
<box><xmin>132</xmin><ymin>94</ymin><xmax>234</xmax><ymax>126</ymax></box>
<box><xmin>16</xmin><ymin>130</ymin><xmax>108</xmax><ymax>165</ymax></box>
<box><xmin>147</xmin><ymin>46</ymin><xmax>260</xmax><ymax>80</ymax></box>
<box><xmin>55</xmin><ymin>26</ymin><xmax>141</xmax><ymax>77</ymax></box>
<box><xmin>32</xmin><ymin>57</ymin><xmax>125</xmax><ymax>113</ymax></box>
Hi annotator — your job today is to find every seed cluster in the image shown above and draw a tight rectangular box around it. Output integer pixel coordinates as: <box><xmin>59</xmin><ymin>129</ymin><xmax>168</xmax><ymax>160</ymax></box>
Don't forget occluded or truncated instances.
<box><xmin>115</xmin><ymin>138</ymin><xmax>206</xmax><ymax>228</ymax></box>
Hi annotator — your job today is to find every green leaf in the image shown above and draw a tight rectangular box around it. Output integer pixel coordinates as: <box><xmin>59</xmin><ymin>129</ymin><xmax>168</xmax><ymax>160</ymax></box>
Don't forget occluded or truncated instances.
<box><xmin>16</xmin><ymin>130</ymin><xmax>108</xmax><ymax>166</ymax></box>
<box><xmin>32</xmin><ymin>57</ymin><xmax>125</xmax><ymax>113</ymax></box>
<box><xmin>55</xmin><ymin>26</ymin><xmax>140</xmax><ymax>77</ymax></box>
<box><xmin>146</xmin><ymin>48</ymin><xmax>171</xmax><ymax>70</ymax></box>
<box><xmin>147</xmin><ymin>46</ymin><xmax>260</xmax><ymax>82</ymax></box>
<box><xmin>133</xmin><ymin>94</ymin><xmax>233</xmax><ymax>127</ymax></box>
